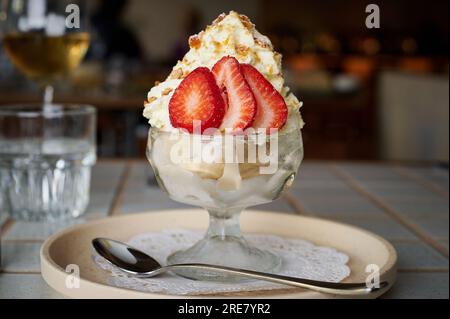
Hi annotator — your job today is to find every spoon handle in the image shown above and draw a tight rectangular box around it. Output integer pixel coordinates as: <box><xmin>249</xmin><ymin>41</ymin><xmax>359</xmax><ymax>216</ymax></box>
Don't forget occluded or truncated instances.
<box><xmin>166</xmin><ymin>263</ymin><xmax>388</xmax><ymax>295</ymax></box>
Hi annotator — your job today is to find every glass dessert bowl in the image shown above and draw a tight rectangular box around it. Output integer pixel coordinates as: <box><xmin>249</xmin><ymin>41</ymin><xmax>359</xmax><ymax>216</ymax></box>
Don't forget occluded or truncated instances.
<box><xmin>146</xmin><ymin>127</ymin><xmax>303</xmax><ymax>281</ymax></box>
<box><xmin>142</xmin><ymin>12</ymin><xmax>306</xmax><ymax>281</ymax></box>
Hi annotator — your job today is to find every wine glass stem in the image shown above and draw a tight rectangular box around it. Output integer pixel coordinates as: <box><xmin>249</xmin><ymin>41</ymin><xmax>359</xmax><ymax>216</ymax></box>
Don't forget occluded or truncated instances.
<box><xmin>43</xmin><ymin>85</ymin><xmax>54</xmax><ymax>106</ymax></box>
<box><xmin>206</xmin><ymin>209</ymin><xmax>242</xmax><ymax>239</ymax></box>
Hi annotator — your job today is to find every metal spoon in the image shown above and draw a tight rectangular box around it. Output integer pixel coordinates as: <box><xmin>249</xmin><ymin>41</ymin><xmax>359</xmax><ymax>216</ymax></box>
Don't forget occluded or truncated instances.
<box><xmin>92</xmin><ymin>237</ymin><xmax>388</xmax><ymax>295</ymax></box>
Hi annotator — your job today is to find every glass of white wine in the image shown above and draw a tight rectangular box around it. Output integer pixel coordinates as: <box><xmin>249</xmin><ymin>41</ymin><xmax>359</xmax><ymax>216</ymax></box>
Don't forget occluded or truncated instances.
<box><xmin>1</xmin><ymin>0</ymin><xmax>90</xmax><ymax>103</ymax></box>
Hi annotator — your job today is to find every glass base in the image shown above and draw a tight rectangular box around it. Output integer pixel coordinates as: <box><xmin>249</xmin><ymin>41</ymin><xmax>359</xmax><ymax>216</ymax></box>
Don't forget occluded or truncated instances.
<box><xmin>167</xmin><ymin>234</ymin><xmax>281</xmax><ymax>282</ymax></box>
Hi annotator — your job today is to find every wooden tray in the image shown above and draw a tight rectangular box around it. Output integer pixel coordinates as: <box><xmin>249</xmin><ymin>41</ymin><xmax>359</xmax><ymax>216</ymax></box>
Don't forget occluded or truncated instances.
<box><xmin>40</xmin><ymin>209</ymin><xmax>397</xmax><ymax>298</ymax></box>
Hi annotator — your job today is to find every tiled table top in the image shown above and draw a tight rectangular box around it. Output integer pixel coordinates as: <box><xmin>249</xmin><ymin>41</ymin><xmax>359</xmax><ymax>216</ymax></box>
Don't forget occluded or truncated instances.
<box><xmin>0</xmin><ymin>160</ymin><xmax>448</xmax><ymax>299</ymax></box>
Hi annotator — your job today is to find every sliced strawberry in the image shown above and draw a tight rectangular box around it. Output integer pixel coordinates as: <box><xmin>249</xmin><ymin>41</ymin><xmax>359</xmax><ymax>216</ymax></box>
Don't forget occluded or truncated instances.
<box><xmin>169</xmin><ymin>67</ymin><xmax>225</xmax><ymax>133</ymax></box>
<box><xmin>240</xmin><ymin>64</ymin><xmax>288</xmax><ymax>131</ymax></box>
<box><xmin>212</xmin><ymin>56</ymin><xmax>256</xmax><ymax>131</ymax></box>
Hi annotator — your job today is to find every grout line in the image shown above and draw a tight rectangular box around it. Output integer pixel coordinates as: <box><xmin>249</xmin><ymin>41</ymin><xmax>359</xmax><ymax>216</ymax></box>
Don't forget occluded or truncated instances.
<box><xmin>330</xmin><ymin>164</ymin><xmax>449</xmax><ymax>259</ymax></box>
<box><xmin>107</xmin><ymin>163</ymin><xmax>132</xmax><ymax>216</ymax></box>
<box><xmin>393</xmin><ymin>166</ymin><xmax>449</xmax><ymax>199</ymax></box>
<box><xmin>0</xmin><ymin>218</ymin><xmax>15</xmax><ymax>238</ymax></box>
<box><xmin>283</xmin><ymin>192</ymin><xmax>308</xmax><ymax>215</ymax></box>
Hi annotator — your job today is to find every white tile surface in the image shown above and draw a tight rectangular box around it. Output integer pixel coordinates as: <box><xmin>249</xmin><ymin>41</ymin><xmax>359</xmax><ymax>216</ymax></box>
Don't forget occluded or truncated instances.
<box><xmin>117</xmin><ymin>196</ymin><xmax>190</xmax><ymax>214</ymax></box>
<box><xmin>290</xmin><ymin>183</ymin><xmax>360</xmax><ymax>198</ymax></box>
<box><xmin>90</xmin><ymin>162</ymin><xmax>125</xmax><ymax>189</ymax></box>
<box><xmin>402</xmin><ymin>166</ymin><xmax>449</xmax><ymax>186</ymax></box>
<box><xmin>296</xmin><ymin>163</ymin><xmax>337</xmax><ymax>181</ymax></box>
<box><xmin>298</xmin><ymin>196</ymin><xmax>386</xmax><ymax>217</ymax></box>
<box><xmin>358</xmin><ymin>180</ymin><xmax>440</xmax><ymax>198</ymax></box>
<box><xmin>385</xmin><ymin>198</ymin><xmax>449</xmax><ymax>219</ymax></box>
<box><xmin>3</xmin><ymin>219</ymin><xmax>84</xmax><ymax>241</ymax></box>
<box><xmin>411</xmin><ymin>217</ymin><xmax>450</xmax><ymax>240</ymax></box>
<box><xmin>332</xmin><ymin>215</ymin><xmax>418</xmax><ymax>240</ymax></box>
<box><xmin>336</xmin><ymin>163</ymin><xmax>407</xmax><ymax>181</ymax></box>
<box><xmin>383</xmin><ymin>272</ymin><xmax>449</xmax><ymax>299</ymax></box>
<box><xmin>85</xmin><ymin>191</ymin><xmax>115</xmax><ymax>218</ymax></box>
<box><xmin>1</xmin><ymin>242</ymin><xmax>42</xmax><ymax>272</ymax></box>
<box><xmin>0</xmin><ymin>274</ymin><xmax>64</xmax><ymax>299</ymax></box>
<box><xmin>87</xmin><ymin>162</ymin><xmax>126</xmax><ymax>217</ymax></box>
<box><xmin>294</xmin><ymin>178</ymin><xmax>348</xmax><ymax>187</ymax></box>
<box><xmin>393</xmin><ymin>241</ymin><xmax>449</xmax><ymax>270</ymax></box>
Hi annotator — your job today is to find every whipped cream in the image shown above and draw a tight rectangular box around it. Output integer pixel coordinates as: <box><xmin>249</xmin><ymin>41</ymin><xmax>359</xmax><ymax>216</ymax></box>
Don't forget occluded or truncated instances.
<box><xmin>143</xmin><ymin>11</ymin><xmax>304</xmax><ymax>133</ymax></box>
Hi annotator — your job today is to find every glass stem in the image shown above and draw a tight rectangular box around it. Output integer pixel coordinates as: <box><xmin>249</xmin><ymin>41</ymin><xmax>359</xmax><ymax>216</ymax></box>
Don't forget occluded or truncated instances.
<box><xmin>43</xmin><ymin>85</ymin><xmax>54</xmax><ymax>111</ymax></box>
<box><xmin>206</xmin><ymin>209</ymin><xmax>242</xmax><ymax>239</ymax></box>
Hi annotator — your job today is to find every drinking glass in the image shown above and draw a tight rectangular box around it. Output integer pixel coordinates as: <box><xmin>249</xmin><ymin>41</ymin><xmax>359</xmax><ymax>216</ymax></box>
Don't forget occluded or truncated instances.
<box><xmin>0</xmin><ymin>104</ymin><xmax>96</xmax><ymax>221</ymax></box>
<box><xmin>147</xmin><ymin>127</ymin><xmax>303</xmax><ymax>281</ymax></box>
<box><xmin>1</xmin><ymin>0</ymin><xmax>90</xmax><ymax>103</ymax></box>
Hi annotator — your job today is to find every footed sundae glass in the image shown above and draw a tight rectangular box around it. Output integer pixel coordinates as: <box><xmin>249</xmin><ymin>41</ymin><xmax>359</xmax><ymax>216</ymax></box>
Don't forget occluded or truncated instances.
<box><xmin>147</xmin><ymin>126</ymin><xmax>303</xmax><ymax>281</ymax></box>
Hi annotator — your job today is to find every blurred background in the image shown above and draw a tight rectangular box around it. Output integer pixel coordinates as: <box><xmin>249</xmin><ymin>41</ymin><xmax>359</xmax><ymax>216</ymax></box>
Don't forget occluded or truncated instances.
<box><xmin>0</xmin><ymin>0</ymin><xmax>448</xmax><ymax>163</ymax></box>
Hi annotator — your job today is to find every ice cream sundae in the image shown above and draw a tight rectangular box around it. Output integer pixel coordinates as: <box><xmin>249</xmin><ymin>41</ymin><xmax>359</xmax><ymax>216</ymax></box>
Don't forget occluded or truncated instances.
<box><xmin>143</xmin><ymin>11</ymin><xmax>304</xmax><ymax>280</ymax></box>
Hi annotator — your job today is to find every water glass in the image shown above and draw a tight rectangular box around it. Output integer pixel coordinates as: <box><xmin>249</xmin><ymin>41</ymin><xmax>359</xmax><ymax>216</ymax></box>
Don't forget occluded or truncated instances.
<box><xmin>0</xmin><ymin>104</ymin><xmax>96</xmax><ymax>221</ymax></box>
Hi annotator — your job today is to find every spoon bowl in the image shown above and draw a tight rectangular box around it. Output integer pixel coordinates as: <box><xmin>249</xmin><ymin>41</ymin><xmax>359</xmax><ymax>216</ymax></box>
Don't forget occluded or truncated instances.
<box><xmin>93</xmin><ymin>238</ymin><xmax>163</xmax><ymax>275</ymax></box>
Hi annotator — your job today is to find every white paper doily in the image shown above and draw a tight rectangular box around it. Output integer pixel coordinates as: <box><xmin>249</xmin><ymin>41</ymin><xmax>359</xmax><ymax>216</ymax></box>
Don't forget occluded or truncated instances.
<box><xmin>94</xmin><ymin>229</ymin><xmax>350</xmax><ymax>295</ymax></box>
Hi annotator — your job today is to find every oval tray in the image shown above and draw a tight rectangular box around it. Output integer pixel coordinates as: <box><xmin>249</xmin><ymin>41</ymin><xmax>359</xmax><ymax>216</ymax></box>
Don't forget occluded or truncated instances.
<box><xmin>41</xmin><ymin>209</ymin><xmax>397</xmax><ymax>298</ymax></box>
